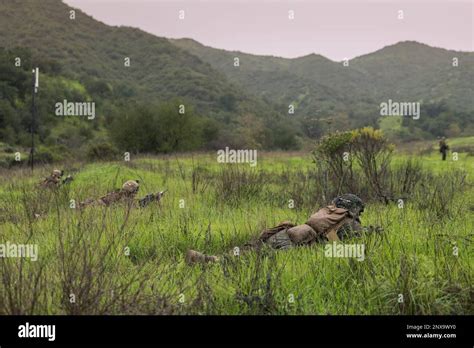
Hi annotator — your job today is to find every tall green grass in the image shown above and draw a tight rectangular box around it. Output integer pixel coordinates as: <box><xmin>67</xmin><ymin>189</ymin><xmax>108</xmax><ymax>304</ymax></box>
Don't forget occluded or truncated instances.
<box><xmin>0</xmin><ymin>150</ymin><xmax>472</xmax><ymax>314</ymax></box>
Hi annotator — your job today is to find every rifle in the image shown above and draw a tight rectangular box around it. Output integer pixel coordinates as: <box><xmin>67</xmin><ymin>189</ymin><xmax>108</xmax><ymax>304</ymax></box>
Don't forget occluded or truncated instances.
<box><xmin>139</xmin><ymin>190</ymin><xmax>167</xmax><ymax>208</ymax></box>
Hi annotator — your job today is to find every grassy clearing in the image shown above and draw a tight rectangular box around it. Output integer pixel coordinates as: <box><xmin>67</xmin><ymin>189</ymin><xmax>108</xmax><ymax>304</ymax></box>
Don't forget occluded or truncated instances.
<box><xmin>0</xmin><ymin>144</ymin><xmax>472</xmax><ymax>315</ymax></box>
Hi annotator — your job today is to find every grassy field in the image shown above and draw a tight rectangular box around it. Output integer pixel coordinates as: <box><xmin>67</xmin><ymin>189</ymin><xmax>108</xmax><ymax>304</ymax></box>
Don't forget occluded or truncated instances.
<box><xmin>0</xmin><ymin>140</ymin><xmax>472</xmax><ymax>315</ymax></box>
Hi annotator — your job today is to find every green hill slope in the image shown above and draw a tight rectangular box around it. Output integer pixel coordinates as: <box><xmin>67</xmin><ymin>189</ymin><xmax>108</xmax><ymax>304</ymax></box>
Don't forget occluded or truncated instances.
<box><xmin>0</xmin><ymin>0</ymin><xmax>274</xmax><ymax>119</ymax></box>
<box><xmin>352</xmin><ymin>41</ymin><xmax>474</xmax><ymax>110</ymax></box>
<box><xmin>0</xmin><ymin>0</ymin><xmax>472</xmax><ymax>158</ymax></box>
<box><xmin>171</xmin><ymin>38</ymin><xmax>474</xmax><ymax>123</ymax></box>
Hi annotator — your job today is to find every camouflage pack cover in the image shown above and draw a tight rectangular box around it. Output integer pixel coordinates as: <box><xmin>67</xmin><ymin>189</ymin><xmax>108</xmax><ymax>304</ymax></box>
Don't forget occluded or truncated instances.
<box><xmin>265</xmin><ymin>230</ymin><xmax>294</xmax><ymax>249</ymax></box>
<box><xmin>286</xmin><ymin>224</ymin><xmax>320</xmax><ymax>245</ymax></box>
<box><xmin>258</xmin><ymin>221</ymin><xmax>314</xmax><ymax>249</ymax></box>
<box><xmin>306</xmin><ymin>205</ymin><xmax>350</xmax><ymax>236</ymax></box>
<box><xmin>258</xmin><ymin>221</ymin><xmax>295</xmax><ymax>242</ymax></box>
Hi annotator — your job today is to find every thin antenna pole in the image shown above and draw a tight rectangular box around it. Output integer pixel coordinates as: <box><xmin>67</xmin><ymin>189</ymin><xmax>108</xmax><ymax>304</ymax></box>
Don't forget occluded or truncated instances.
<box><xmin>30</xmin><ymin>67</ymin><xmax>38</xmax><ymax>171</ymax></box>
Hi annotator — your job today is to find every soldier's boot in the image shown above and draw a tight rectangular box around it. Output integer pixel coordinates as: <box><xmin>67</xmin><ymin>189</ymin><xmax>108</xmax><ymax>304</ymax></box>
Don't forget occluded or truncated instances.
<box><xmin>185</xmin><ymin>249</ymin><xmax>219</xmax><ymax>265</ymax></box>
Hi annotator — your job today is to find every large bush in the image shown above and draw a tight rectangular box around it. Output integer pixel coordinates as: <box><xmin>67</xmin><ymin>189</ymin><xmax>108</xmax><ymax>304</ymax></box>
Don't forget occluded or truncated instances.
<box><xmin>109</xmin><ymin>100</ymin><xmax>214</xmax><ymax>153</ymax></box>
<box><xmin>312</xmin><ymin>130</ymin><xmax>356</xmax><ymax>195</ymax></box>
<box><xmin>314</xmin><ymin>127</ymin><xmax>394</xmax><ymax>202</ymax></box>
<box><xmin>86</xmin><ymin>141</ymin><xmax>119</xmax><ymax>161</ymax></box>
<box><xmin>351</xmin><ymin>127</ymin><xmax>394</xmax><ymax>202</ymax></box>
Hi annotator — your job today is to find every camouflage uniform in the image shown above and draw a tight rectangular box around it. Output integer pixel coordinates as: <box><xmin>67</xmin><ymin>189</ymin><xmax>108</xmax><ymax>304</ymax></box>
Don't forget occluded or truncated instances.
<box><xmin>262</xmin><ymin>194</ymin><xmax>364</xmax><ymax>249</ymax></box>
<box><xmin>80</xmin><ymin>180</ymin><xmax>140</xmax><ymax>208</ymax></box>
<box><xmin>439</xmin><ymin>137</ymin><xmax>449</xmax><ymax>161</ymax></box>
<box><xmin>186</xmin><ymin>194</ymin><xmax>367</xmax><ymax>264</ymax></box>
<box><xmin>39</xmin><ymin>169</ymin><xmax>74</xmax><ymax>188</ymax></box>
<box><xmin>39</xmin><ymin>169</ymin><xmax>64</xmax><ymax>188</ymax></box>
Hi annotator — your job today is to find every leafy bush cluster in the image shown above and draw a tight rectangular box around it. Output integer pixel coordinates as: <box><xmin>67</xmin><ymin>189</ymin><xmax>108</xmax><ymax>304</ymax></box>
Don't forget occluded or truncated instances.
<box><xmin>314</xmin><ymin>127</ymin><xmax>394</xmax><ymax>202</ymax></box>
<box><xmin>0</xmin><ymin>45</ymin><xmax>301</xmax><ymax>161</ymax></box>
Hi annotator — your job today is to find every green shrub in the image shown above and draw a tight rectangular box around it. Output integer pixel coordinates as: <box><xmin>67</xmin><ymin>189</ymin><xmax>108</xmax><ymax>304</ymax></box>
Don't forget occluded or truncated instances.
<box><xmin>86</xmin><ymin>142</ymin><xmax>119</xmax><ymax>161</ymax></box>
<box><xmin>313</xmin><ymin>127</ymin><xmax>394</xmax><ymax>202</ymax></box>
<box><xmin>34</xmin><ymin>150</ymin><xmax>54</xmax><ymax>164</ymax></box>
<box><xmin>313</xmin><ymin>130</ymin><xmax>355</xmax><ymax>194</ymax></box>
<box><xmin>351</xmin><ymin>127</ymin><xmax>394</xmax><ymax>202</ymax></box>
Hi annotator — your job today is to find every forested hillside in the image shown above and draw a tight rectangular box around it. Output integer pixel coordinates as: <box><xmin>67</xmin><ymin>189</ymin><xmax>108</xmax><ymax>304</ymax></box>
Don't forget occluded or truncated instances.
<box><xmin>0</xmin><ymin>0</ymin><xmax>300</xmax><ymax>165</ymax></box>
<box><xmin>0</xmin><ymin>0</ymin><xmax>472</xmax><ymax>166</ymax></box>
<box><xmin>172</xmin><ymin>38</ymin><xmax>474</xmax><ymax>139</ymax></box>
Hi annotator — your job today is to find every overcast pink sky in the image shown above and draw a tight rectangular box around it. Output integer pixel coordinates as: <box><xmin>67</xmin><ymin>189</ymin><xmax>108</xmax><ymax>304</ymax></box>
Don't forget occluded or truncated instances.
<box><xmin>64</xmin><ymin>0</ymin><xmax>473</xmax><ymax>61</ymax></box>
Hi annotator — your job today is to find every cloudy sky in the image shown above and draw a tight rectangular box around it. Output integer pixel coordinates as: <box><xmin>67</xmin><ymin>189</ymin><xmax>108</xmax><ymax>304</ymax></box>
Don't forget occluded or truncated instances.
<box><xmin>64</xmin><ymin>0</ymin><xmax>473</xmax><ymax>61</ymax></box>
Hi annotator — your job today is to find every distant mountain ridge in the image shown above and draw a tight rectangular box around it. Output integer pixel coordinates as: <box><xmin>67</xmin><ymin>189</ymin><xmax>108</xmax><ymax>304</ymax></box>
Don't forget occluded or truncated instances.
<box><xmin>171</xmin><ymin>38</ymin><xmax>474</xmax><ymax>118</ymax></box>
<box><xmin>0</xmin><ymin>0</ymin><xmax>472</xmax><ymax>150</ymax></box>
<box><xmin>2</xmin><ymin>0</ymin><xmax>472</xmax><ymax>118</ymax></box>
<box><xmin>0</xmin><ymin>0</ymin><xmax>276</xmax><ymax>121</ymax></box>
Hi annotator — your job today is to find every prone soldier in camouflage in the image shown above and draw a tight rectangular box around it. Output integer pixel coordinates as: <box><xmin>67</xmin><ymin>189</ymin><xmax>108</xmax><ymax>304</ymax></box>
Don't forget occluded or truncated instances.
<box><xmin>80</xmin><ymin>180</ymin><xmax>166</xmax><ymax>208</ymax></box>
<box><xmin>186</xmin><ymin>194</ymin><xmax>381</xmax><ymax>264</ymax></box>
<box><xmin>80</xmin><ymin>179</ymin><xmax>140</xmax><ymax>207</ymax></box>
<box><xmin>39</xmin><ymin>169</ymin><xmax>73</xmax><ymax>188</ymax></box>
<box><xmin>39</xmin><ymin>169</ymin><xmax>63</xmax><ymax>188</ymax></box>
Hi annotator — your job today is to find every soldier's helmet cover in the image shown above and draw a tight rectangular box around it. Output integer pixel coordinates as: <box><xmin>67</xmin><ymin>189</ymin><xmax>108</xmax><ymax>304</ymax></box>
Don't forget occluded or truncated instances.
<box><xmin>332</xmin><ymin>193</ymin><xmax>365</xmax><ymax>218</ymax></box>
<box><xmin>52</xmin><ymin>169</ymin><xmax>63</xmax><ymax>178</ymax></box>
<box><xmin>122</xmin><ymin>180</ymin><xmax>140</xmax><ymax>194</ymax></box>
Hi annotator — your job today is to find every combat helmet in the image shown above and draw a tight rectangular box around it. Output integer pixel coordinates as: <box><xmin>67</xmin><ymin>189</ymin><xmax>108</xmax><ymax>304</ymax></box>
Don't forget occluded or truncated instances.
<box><xmin>52</xmin><ymin>169</ymin><xmax>63</xmax><ymax>178</ymax></box>
<box><xmin>122</xmin><ymin>179</ymin><xmax>140</xmax><ymax>195</ymax></box>
<box><xmin>332</xmin><ymin>193</ymin><xmax>365</xmax><ymax>219</ymax></box>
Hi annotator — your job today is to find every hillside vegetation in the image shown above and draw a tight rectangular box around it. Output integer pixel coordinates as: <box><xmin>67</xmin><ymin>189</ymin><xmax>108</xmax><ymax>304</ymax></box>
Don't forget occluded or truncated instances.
<box><xmin>172</xmin><ymin>39</ymin><xmax>474</xmax><ymax>139</ymax></box>
<box><xmin>0</xmin><ymin>144</ymin><xmax>472</xmax><ymax>314</ymax></box>
<box><xmin>0</xmin><ymin>0</ymin><xmax>472</xmax><ymax>164</ymax></box>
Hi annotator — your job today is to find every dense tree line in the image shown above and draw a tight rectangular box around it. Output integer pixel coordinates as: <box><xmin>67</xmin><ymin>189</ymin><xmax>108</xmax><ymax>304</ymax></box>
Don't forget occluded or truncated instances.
<box><xmin>0</xmin><ymin>46</ymin><xmax>471</xmax><ymax>166</ymax></box>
